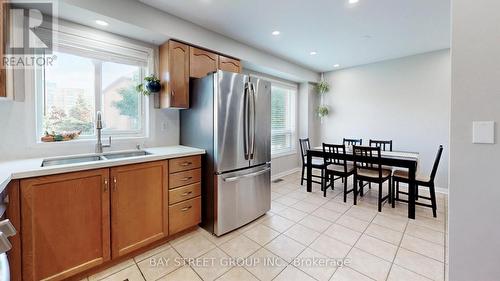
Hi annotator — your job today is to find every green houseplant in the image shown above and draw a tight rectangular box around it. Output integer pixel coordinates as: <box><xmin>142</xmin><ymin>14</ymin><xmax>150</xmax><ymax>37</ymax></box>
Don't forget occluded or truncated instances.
<box><xmin>317</xmin><ymin>105</ymin><xmax>329</xmax><ymax>118</ymax></box>
<box><xmin>136</xmin><ymin>74</ymin><xmax>161</xmax><ymax>96</ymax></box>
<box><xmin>315</xmin><ymin>80</ymin><xmax>330</xmax><ymax>95</ymax></box>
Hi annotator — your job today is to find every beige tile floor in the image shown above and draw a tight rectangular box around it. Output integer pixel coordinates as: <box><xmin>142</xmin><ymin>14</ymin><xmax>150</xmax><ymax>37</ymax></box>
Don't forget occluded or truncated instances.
<box><xmin>84</xmin><ymin>171</ymin><xmax>448</xmax><ymax>281</ymax></box>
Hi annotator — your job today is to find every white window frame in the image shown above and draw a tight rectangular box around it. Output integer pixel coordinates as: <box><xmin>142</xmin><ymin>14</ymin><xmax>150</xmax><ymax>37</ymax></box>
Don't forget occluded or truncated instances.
<box><xmin>33</xmin><ymin>22</ymin><xmax>155</xmax><ymax>143</ymax></box>
<box><xmin>269</xmin><ymin>80</ymin><xmax>298</xmax><ymax>158</ymax></box>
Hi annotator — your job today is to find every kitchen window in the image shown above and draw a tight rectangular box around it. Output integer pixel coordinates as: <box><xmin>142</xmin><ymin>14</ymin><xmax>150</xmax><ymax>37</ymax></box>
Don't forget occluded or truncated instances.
<box><xmin>271</xmin><ymin>84</ymin><xmax>297</xmax><ymax>156</ymax></box>
<box><xmin>34</xmin><ymin>23</ymin><xmax>154</xmax><ymax>141</ymax></box>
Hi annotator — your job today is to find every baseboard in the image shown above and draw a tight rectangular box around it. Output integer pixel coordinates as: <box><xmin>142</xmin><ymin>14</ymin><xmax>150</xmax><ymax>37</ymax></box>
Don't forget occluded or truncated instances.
<box><xmin>271</xmin><ymin>167</ymin><xmax>301</xmax><ymax>181</ymax></box>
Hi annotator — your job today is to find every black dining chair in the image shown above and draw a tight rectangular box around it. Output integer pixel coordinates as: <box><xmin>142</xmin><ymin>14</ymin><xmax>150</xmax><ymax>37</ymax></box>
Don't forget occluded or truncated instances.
<box><xmin>343</xmin><ymin>138</ymin><xmax>362</xmax><ymax>146</ymax></box>
<box><xmin>322</xmin><ymin>143</ymin><xmax>355</xmax><ymax>201</ymax></box>
<box><xmin>392</xmin><ymin>145</ymin><xmax>444</xmax><ymax>217</ymax></box>
<box><xmin>299</xmin><ymin>138</ymin><xmax>326</xmax><ymax>186</ymax></box>
<box><xmin>369</xmin><ymin>139</ymin><xmax>393</xmax><ymax>151</ymax></box>
<box><xmin>353</xmin><ymin>145</ymin><xmax>393</xmax><ymax>212</ymax></box>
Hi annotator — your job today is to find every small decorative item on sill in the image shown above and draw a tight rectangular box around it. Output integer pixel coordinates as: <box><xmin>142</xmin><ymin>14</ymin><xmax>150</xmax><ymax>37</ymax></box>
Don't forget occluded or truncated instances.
<box><xmin>41</xmin><ymin>131</ymin><xmax>81</xmax><ymax>142</ymax></box>
<box><xmin>136</xmin><ymin>74</ymin><xmax>161</xmax><ymax>96</ymax></box>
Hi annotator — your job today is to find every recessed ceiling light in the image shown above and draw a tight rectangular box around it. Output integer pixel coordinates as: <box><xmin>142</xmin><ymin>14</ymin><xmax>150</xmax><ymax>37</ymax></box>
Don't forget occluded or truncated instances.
<box><xmin>95</xmin><ymin>20</ymin><xmax>109</xmax><ymax>26</ymax></box>
<box><xmin>272</xmin><ymin>30</ymin><xmax>280</xmax><ymax>36</ymax></box>
<box><xmin>333</xmin><ymin>64</ymin><xmax>341</xmax><ymax>68</ymax></box>
<box><xmin>349</xmin><ymin>0</ymin><xmax>359</xmax><ymax>4</ymax></box>
<box><xmin>310</xmin><ymin>51</ymin><xmax>318</xmax><ymax>56</ymax></box>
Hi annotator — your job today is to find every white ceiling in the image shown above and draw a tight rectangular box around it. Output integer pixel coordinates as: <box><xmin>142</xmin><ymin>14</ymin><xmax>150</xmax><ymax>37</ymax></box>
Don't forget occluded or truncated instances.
<box><xmin>140</xmin><ymin>0</ymin><xmax>450</xmax><ymax>72</ymax></box>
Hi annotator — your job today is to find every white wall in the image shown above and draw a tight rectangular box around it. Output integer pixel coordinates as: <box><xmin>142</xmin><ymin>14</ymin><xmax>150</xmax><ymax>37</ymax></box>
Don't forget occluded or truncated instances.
<box><xmin>449</xmin><ymin>0</ymin><xmax>500</xmax><ymax>280</ymax></box>
<box><xmin>320</xmin><ymin>50</ymin><xmax>451</xmax><ymax>188</ymax></box>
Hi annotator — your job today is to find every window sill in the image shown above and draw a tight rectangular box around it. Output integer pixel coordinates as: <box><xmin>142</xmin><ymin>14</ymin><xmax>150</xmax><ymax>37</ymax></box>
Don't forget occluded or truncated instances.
<box><xmin>34</xmin><ymin>136</ymin><xmax>147</xmax><ymax>146</ymax></box>
<box><xmin>271</xmin><ymin>150</ymin><xmax>298</xmax><ymax>159</ymax></box>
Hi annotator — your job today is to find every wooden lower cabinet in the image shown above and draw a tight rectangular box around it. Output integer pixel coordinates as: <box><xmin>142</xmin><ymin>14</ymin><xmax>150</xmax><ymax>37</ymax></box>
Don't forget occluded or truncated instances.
<box><xmin>20</xmin><ymin>169</ymin><xmax>111</xmax><ymax>281</ymax></box>
<box><xmin>12</xmin><ymin>156</ymin><xmax>201</xmax><ymax>280</ymax></box>
<box><xmin>110</xmin><ymin>161</ymin><xmax>168</xmax><ymax>258</ymax></box>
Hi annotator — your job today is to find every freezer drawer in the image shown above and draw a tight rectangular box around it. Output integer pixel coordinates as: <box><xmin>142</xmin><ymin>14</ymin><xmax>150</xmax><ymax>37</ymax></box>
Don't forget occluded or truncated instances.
<box><xmin>215</xmin><ymin>164</ymin><xmax>271</xmax><ymax>236</ymax></box>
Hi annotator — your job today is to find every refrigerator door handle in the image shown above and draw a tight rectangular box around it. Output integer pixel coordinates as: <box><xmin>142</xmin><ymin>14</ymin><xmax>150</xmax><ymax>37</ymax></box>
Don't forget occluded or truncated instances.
<box><xmin>223</xmin><ymin>167</ymin><xmax>271</xmax><ymax>182</ymax></box>
<box><xmin>243</xmin><ymin>82</ymin><xmax>250</xmax><ymax>160</ymax></box>
<box><xmin>249</xmin><ymin>83</ymin><xmax>257</xmax><ymax>159</ymax></box>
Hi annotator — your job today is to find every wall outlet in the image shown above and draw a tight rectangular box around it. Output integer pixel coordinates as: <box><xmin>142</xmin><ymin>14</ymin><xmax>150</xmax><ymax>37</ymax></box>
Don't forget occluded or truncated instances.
<box><xmin>472</xmin><ymin>121</ymin><xmax>495</xmax><ymax>144</ymax></box>
<box><xmin>161</xmin><ymin>121</ymin><xmax>168</xmax><ymax>131</ymax></box>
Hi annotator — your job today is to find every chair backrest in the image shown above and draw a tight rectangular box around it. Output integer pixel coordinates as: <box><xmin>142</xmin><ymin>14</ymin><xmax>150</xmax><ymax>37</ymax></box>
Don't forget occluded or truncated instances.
<box><xmin>430</xmin><ymin>145</ymin><xmax>444</xmax><ymax>181</ymax></box>
<box><xmin>353</xmin><ymin>145</ymin><xmax>383</xmax><ymax>178</ymax></box>
<box><xmin>322</xmin><ymin>143</ymin><xmax>348</xmax><ymax>172</ymax></box>
<box><xmin>369</xmin><ymin>139</ymin><xmax>393</xmax><ymax>151</ymax></box>
<box><xmin>299</xmin><ymin>138</ymin><xmax>311</xmax><ymax>164</ymax></box>
<box><xmin>343</xmin><ymin>138</ymin><xmax>363</xmax><ymax>146</ymax></box>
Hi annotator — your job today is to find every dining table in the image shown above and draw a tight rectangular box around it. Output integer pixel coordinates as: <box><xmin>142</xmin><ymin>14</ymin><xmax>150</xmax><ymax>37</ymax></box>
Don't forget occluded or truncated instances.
<box><xmin>306</xmin><ymin>147</ymin><xmax>420</xmax><ymax>219</ymax></box>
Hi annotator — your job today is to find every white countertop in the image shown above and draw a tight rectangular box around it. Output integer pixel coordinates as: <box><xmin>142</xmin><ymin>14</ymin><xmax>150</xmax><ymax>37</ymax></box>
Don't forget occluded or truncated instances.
<box><xmin>0</xmin><ymin>145</ymin><xmax>205</xmax><ymax>194</ymax></box>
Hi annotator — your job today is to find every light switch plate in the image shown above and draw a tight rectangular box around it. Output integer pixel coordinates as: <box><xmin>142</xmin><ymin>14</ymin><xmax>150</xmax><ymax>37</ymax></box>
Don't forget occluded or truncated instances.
<box><xmin>472</xmin><ymin>121</ymin><xmax>495</xmax><ymax>144</ymax></box>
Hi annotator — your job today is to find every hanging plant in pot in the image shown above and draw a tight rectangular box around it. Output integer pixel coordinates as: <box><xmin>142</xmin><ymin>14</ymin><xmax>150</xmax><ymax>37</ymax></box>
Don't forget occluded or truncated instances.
<box><xmin>136</xmin><ymin>74</ymin><xmax>161</xmax><ymax>96</ymax></box>
<box><xmin>317</xmin><ymin>105</ymin><xmax>330</xmax><ymax>118</ymax></box>
<box><xmin>315</xmin><ymin>80</ymin><xmax>330</xmax><ymax>95</ymax></box>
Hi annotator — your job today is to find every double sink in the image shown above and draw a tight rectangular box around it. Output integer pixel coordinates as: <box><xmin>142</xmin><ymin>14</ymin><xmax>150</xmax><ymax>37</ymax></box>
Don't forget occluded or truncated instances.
<box><xmin>41</xmin><ymin>150</ymin><xmax>152</xmax><ymax>167</ymax></box>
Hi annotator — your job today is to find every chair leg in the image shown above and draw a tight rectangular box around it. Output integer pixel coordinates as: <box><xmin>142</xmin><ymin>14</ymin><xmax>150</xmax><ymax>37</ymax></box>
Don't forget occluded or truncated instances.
<box><xmin>388</xmin><ymin>178</ymin><xmax>392</xmax><ymax>204</ymax></box>
<box><xmin>353</xmin><ymin>176</ymin><xmax>358</xmax><ymax>205</ymax></box>
<box><xmin>301</xmin><ymin>165</ymin><xmax>305</xmax><ymax>186</ymax></box>
<box><xmin>369</xmin><ymin>182</ymin><xmax>372</xmax><ymax>189</ymax></box>
<box><xmin>391</xmin><ymin>178</ymin><xmax>396</xmax><ymax>208</ymax></box>
<box><xmin>430</xmin><ymin>183</ymin><xmax>437</xmax><ymax>218</ymax></box>
<box><xmin>323</xmin><ymin>173</ymin><xmax>328</xmax><ymax>197</ymax></box>
<box><xmin>378</xmin><ymin>183</ymin><xmax>382</xmax><ymax>212</ymax></box>
<box><xmin>343</xmin><ymin>176</ymin><xmax>348</xmax><ymax>203</ymax></box>
<box><xmin>415</xmin><ymin>183</ymin><xmax>419</xmax><ymax>200</ymax></box>
<box><xmin>396</xmin><ymin>181</ymin><xmax>400</xmax><ymax>200</ymax></box>
<box><xmin>360</xmin><ymin>181</ymin><xmax>364</xmax><ymax>197</ymax></box>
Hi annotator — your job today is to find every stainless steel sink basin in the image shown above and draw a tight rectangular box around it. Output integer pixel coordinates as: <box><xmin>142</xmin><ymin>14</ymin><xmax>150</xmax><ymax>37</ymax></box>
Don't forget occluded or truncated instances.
<box><xmin>41</xmin><ymin>150</ymin><xmax>152</xmax><ymax>167</ymax></box>
<box><xmin>41</xmin><ymin>156</ymin><xmax>104</xmax><ymax>167</ymax></box>
<box><xmin>102</xmin><ymin>151</ymin><xmax>151</xmax><ymax>160</ymax></box>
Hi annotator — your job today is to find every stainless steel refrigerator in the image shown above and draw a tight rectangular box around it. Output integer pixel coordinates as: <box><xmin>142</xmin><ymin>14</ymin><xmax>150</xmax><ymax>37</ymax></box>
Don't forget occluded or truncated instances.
<box><xmin>180</xmin><ymin>70</ymin><xmax>271</xmax><ymax>236</ymax></box>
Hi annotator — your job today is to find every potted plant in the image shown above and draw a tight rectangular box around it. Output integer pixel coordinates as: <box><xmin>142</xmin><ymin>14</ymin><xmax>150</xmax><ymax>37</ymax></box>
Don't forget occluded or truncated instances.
<box><xmin>317</xmin><ymin>105</ymin><xmax>329</xmax><ymax>118</ymax></box>
<box><xmin>315</xmin><ymin>80</ymin><xmax>330</xmax><ymax>95</ymax></box>
<box><xmin>136</xmin><ymin>74</ymin><xmax>161</xmax><ymax>96</ymax></box>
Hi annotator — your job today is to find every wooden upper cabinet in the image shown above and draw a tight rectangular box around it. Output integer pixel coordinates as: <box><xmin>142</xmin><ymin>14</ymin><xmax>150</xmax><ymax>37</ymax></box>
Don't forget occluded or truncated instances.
<box><xmin>159</xmin><ymin>40</ymin><xmax>189</xmax><ymax>108</ymax></box>
<box><xmin>219</xmin><ymin>55</ymin><xmax>242</xmax><ymax>74</ymax></box>
<box><xmin>190</xmin><ymin>47</ymin><xmax>218</xmax><ymax>78</ymax></box>
<box><xmin>0</xmin><ymin>2</ymin><xmax>7</xmax><ymax>98</ymax></box>
<box><xmin>20</xmin><ymin>169</ymin><xmax>111</xmax><ymax>281</ymax></box>
<box><xmin>110</xmin><ymin>161</ymin><xmax>168</xmax><ymax>258</ymax></box>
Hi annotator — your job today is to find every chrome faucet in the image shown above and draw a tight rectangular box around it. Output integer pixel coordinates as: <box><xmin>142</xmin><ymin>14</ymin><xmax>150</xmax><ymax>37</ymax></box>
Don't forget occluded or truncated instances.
<box><xmin>95</xmin><ymin>111</ymin><xmax>111</xmax><ymax>153</ymax></box>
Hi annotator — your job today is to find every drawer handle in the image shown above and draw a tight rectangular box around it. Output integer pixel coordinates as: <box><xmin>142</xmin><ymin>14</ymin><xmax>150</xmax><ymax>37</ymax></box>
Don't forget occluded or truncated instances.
<box><xmin>181</xmin><ymin>191</ymin><xmax>193</xmax><ymax>196</ymax></box>
<box><xmin>180</xmin><ymin>162</ymin><xmax>192</xmax><ymax>166</ymax></box>
<box><xmin>181</xmin><ymin>206</ymin><xmax>192</xmax><ymax>212</ymax></box>
<box><xmin>181</xmin><ymin>176</ymin><xmax>193</xmax><ymax>181</ymax></box>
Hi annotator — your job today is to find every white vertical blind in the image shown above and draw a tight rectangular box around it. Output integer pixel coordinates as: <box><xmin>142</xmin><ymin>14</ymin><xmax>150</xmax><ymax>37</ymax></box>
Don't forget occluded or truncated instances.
<box><xmin>271</xmin><ymin>85</ymin><xmax>297</xmax><ymax>155</ymax></box>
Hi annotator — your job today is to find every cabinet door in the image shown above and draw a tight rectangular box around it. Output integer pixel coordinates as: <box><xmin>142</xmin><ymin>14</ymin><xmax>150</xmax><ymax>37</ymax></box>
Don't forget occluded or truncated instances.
<box><xmin>110</xmin><ymin>161</ymin><xmax>168</xmax><ymax>258</ymax></box>
<box><xmin>219</xmin><ymin>55</ymin><xmax>242</xmax><ymax>73</ymax></box>
<box><xmin>190</xmin><ymin>47</ymin><xmax>218</xmax><ymax>78</ymax></box>
<box><xmin>21</xmin><ymin>169</ymin><xmax>111</xmax><ymax>281</ymax></box>
<box><xmin>160</xmin><ymin>40</ymin><xmax>189</xmax><ymax>108</ymax></box>
<box><xmin>0</xmin><ymin>2</ymin><xmax>7</xmax><ymax>98</ymax></box>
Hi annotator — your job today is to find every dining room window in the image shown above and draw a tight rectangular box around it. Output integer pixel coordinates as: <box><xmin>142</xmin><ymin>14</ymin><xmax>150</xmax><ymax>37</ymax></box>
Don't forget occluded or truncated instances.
<box><xmin>271</xmin><ymin>84</ymin><xmax>297</xmax><ymax>156</ymax></box>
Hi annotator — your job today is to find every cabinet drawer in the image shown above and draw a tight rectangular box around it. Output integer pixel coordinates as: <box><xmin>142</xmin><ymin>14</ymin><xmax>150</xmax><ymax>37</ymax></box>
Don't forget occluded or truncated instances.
<box><xmin>169</xmin><ymin>183</ymin><xmax>201</xmax><ymax>205</ymax></box>
<box><xmin>169</xmin><ymin>156</ymin><xmax>201</xmax><ymax>173</ymax></box>
<box><xmin>169</xmin><ymin>168</ymin><xmax>201</xmax><ymax>189</ymax></box>
<box><xmin>169</xmin><ymin>197</ymin><xmax>201</xmax><ymax>235</ymax></box>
